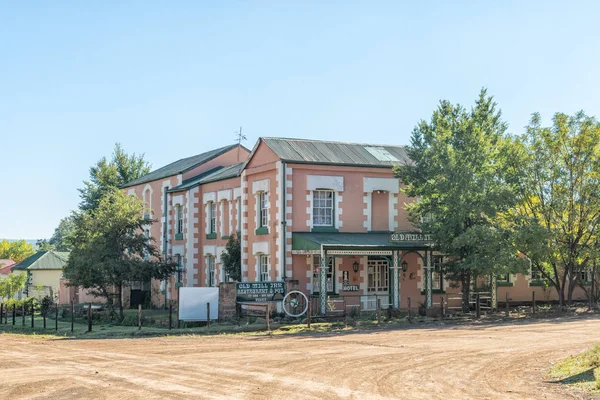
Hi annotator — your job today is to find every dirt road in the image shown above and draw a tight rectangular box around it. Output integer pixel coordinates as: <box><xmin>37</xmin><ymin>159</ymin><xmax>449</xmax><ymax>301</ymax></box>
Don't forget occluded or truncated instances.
<box><xmin>1</xmin><ymin>317</ymin><xmax>599</xmax><ymax>400</ymax></box>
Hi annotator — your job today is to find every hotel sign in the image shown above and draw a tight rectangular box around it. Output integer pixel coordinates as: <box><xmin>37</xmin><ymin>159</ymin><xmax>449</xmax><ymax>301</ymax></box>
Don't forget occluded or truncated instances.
<box><xmin>342</xmin><ymin>284</ymin><xmax>360</xmax><ymax>292</ymax></box>
<box><xmin>236</xmin><ymin>282</ymin><xmax>285</xmax><ymax>303</ymax></box>
<box><xmin>389</xmin><ymin>231</ymin><xmax>432</xmax><ymax>243</ymax></box>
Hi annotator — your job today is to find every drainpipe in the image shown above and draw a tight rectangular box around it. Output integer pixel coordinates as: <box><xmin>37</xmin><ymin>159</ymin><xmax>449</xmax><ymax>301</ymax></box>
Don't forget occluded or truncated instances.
<box><xmin>281</xmin><ymin>162</ymin><xmax>287</xmax><ymax>281</ymax></box>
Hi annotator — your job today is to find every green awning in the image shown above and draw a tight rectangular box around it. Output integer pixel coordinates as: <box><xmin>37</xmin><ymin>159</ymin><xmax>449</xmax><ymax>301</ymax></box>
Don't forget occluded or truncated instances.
<box><xmin>292</xmin><ymin>232</ymin><xmax>430</xmax><ymax>252</ymax></box>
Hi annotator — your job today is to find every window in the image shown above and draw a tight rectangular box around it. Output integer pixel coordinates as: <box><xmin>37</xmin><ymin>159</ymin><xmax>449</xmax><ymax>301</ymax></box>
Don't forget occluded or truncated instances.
<box><xmin>578</xmin><ymin>270</ymin><xmax>591</xmax><ymax>283</ymax></box>
<box><xmin>368</xmin><ymin>258</ymin><xmax>388</xmax><ymax>292</ymax></box>
<box><xmin>259</xmin><ymin>192</ymin><xmax>268</xmax><ymax>228</ymax></box>
<box><xmin>313</xmin><ymin>190</ymin><xmax>334</xmax><ymax>226</ymax></box>
<box><xmin>531</xmin><ymin>267</ymin><xmax>545</xmax><ymax>281</ymax></box>
<box><xmin>175</xmin><ymin>255</ymin><xmax>183</xmax><ymax>283</ymax></box>
<box><xmin>313</xmin><ymin>256</ymin><xmax>334</xmax><ymax>293</ymax></box>
<box><xmin>237</xmin><ymin>197</ymin><xmax>242</xmax><ymax>233</ymax></box>
<box><xmin>207</xmin><ymin>256</ymin><xmax>215</xmax><ymax>287</ymax></box>
<box><xmin>432</xmin><ymin>256</ymin><xmax>444</xmax><ymax>290</ymax></box>
<box><xmin>209</xmin><ymin>202</ymin><xmax>216</xmax><ymax>234</ymax></box>
<box><xmin>259</xmin><ymin>255</ymin><xmax>270</xmax><ymax>282</ymax></box>
<box><xmin>497</xmin><ymin>274</ymin><xmax>510</xmax><ymax>283</ymax></box>
<box><xmin>176</xmin><ymin>205</ymin><xmax>183</xmax><ymax>235</ymax></box>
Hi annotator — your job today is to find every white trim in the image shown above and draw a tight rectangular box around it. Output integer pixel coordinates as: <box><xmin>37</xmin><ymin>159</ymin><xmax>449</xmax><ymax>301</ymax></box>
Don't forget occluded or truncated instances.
<box><xmin>276</xmin><ymin>161</ymin><xmax>282</xmax><ymax>281</ymax></box>
<box><xmin>307</xmin><ymin>175</ymin><xmax>344</xmax><ymax>191</ymax></box>
<box><xmin>160</xmin><ymin>180</ymin><xmax>171</xmax><ymax>254</ymax></box>
<box><xmin>306</xmin><ymin>192</ymin><xmax>313</xmax><ymax>229</ymax></box>
<box><xmin>363</xmin><ymin>177</ymin><xmax>400</xmax><ymax>194</ymax></box>
<box><xmin>228</xmin><ymin>200</ymin><xmax>233</xmax><ymax>237</ymax></box>
<box><xmin>203</xmin><ymin>192</ymin><xmax>216</xmax><ymax>204</ymax></box>
<box><xmin>363</xmin><ymin>193</ymin><xmax>372</xmax><ymax>231</ymax></box>
<box><xmin>172</xmin><ymin>195</ymin><xmax>184</xmax><ymax>207</ymax></box>
<box><xmin>218</xmin><ymin>201</ymin><xmax>224</xmax><ymax>238</ymax></box>
<box><xmin>172</xmin><ymin>244</ymin><xmax>184</xmax><ymax>256</ymax></box>
<box><xmin>241</xmin><ymin>171</ymin><xmax>248</xmax><ymax>281</ymax></box>
<box><xmin>203</xmin><ymin>245</ymin><xmax>217</xmax><ymax>256</ymax></box>
<box><xmin>252</xmin><ymin>241</ymin><xmax>269</xmax><ymax>255</ymax></box>
<box><xmin>217</xmin><ymin>189</ymin><xmax>232</xmax><ymax>202</ymax></box>
<box><xmin>389</xmin><ymin>192</ymin><xmax>399</xmax><ymax>231</ymax></box>
<box><xmin>187</xmin><ymin>187</ymin><xmax>199</xmax><ymax>286</ymax></box>
<box><xmin>306</xmin><ymin>257</ymin><xmax>313</xmax><ymax>292</ymax></box>
<box><xmin>233</xmin><ymin>187</ymin><xmax>241</xmax><ymax>199</ymax></box>
<box><xmin>336</xmin><ymin>193</ymin><xmax>343</xmax><ymax>229</ymax></box>
<box><xmin>285</xmin><ymin>166</ymin><xmax>293</xmax><ymax>278</ymax></box>
<box><xmin>326</xmin><ymin>250</ymin><xmax>392</xmax><ymax>256</ymax></box>
<box><xmin>252</xmin><ymin>179</ymin><xmax>270</xmax><ymax>194</ymax></box>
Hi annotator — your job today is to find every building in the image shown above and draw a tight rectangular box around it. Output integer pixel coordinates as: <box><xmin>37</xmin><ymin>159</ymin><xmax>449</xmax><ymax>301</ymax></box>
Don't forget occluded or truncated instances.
<box><xmin>124</xmin><ymin>137</ymin><xmax>591</xmax><ymax>312</ymax></box>
<box><xmin>0</xmin><ymin>259</ymin><xmax>16</xmax><ymax>275</ymax></box>
<box><xmin>11</xmin><ymin>251</ymin><xmax>69</xmax><ymax>300</ymax></box>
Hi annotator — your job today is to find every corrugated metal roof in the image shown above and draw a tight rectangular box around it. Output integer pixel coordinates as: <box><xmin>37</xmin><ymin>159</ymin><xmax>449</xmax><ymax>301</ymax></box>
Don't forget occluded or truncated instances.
<box><xmin>12</xmin><ymin>251</ymin><xmax>69</xmax><ymax>271</ymax></box>
<box><xmin>122</xmin><ymin>144</ymin><xmax>245</xmax><ymax>188</ymax></box>
<box><xmin>168</xmin><ymin>163</ymin><xmax>244</xmax><ymax>192</ymax></box>
<box><xmin>261</xmin><ymin>137</ymin><xmax>410</xmax><ymax>167</ymax></box>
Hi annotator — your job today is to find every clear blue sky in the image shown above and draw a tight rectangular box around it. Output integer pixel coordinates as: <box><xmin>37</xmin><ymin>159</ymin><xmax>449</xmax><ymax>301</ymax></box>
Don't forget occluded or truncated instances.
<box><xmin>1</xmin><ymin>1</ymin><xmax>599</xmax><ymax>239</ymax></box>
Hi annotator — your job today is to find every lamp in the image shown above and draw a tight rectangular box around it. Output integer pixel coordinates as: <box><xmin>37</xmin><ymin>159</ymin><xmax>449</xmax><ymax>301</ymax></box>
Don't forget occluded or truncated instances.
<box><xmin>352</xmin><ymin>261</ymin><xmax>360</xmax><ymax>273</ymax></box>
<box><xmin>401</xmin><ymin>261</ymin><xmax>408</xmax><ymax>272</ymax></box>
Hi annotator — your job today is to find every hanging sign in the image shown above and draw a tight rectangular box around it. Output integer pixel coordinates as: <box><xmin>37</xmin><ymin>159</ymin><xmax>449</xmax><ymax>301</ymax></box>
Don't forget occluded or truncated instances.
<box><xmin>389</xmin><ymin>231</ymin><xmax>432</xmax><ymax>243</ymax></box>
<box><xmin>236</xmin><ymin>282</ymin><xmax>285</xmax><ymax>302</ymax></box>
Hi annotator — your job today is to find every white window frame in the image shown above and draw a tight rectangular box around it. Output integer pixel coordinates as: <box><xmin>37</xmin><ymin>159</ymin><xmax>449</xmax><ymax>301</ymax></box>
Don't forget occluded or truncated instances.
<box><xmin>258</xmin><ymin>191</ymin><xmax>268</xmax><ymax>228</ymax></box>
<box><xmin>237</xmin><ymin>197</ymin><xmax>242</xmax><ymax>233</ymax></box>
<box><xmin>313</xmin><ymin>256</ymin><xmax>334</xmax><ymax>293</ymax></box>
<box><xmin>259</xmin><ymin>254</ymin><xmax>270</xmax><ymax>282</ymax></box>
<box><xmin>176</xmin><ymin>205</ymin><xmax>184</xmax><ymax>235</ymax></box>
<box><xmin>209</xmin><ymin>202</ymin><xmax>216</xmax><ymax>234</ymax></box>
<box><xmin>312</xmin><ymin>190</ymin><xmax>334</xmax><ymax>227</ymax></box>
<box><xmin>207</xmin><ymin>256</ymin><xmax>215</xmax><ymax>287</ymax></box>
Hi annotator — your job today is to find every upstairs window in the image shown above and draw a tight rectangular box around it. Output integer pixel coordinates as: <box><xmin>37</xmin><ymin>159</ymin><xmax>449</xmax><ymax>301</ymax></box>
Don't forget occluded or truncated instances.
<box><xmin>209</xmin><ymin>202</ymin><xmax>216</xmax><ymax>234</ymax></box>
<box><xmin>176</xmin><ymin>205</ymin><xmax>183</xmax><ymax>235</ymax></box>
<box><xmin>313</xmin><ymin>190</ymin><xmax>334</xmax><ymax>226</ymax></box>
<box><xmin>259</xmin><ymin>191</ymin><xmax>269</xmax><ymax>228</ymax></box>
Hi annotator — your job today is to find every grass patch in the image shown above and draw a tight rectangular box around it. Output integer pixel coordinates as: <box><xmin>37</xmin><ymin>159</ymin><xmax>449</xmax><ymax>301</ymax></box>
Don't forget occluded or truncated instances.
<box><xmin>550</xmin><ymin>345</ymin><xmax>600</xmax><ymax>393</ymax></box>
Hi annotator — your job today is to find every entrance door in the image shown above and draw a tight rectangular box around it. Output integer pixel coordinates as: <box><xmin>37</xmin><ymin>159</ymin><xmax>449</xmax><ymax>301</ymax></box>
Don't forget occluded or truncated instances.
<box><xmin>366</xmin><ymin>257</ymin><xmax>389</xmax><ymax>310</ymax></box>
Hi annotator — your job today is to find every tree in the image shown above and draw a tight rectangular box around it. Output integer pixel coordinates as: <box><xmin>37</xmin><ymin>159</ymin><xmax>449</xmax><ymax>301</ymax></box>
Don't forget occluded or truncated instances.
<box><xmin>36</xmin><ymin>239</ymin><xmax>55</xmax><ymax>251</ymax></box>
<box><xmin>79</xmin><ymin>143</ymin><xmax>151</xmax><ymax>211</ymax></box>
<box><xmin>64</xmin><ymin>190</ymin><xmax>177</xmax><ymax>320</ymax></box>
<box><xmin>0</xmin><ymin>273</ymin><xmax>27</xmax><ymax>300</ymax></box>
<box><xmin>395</xmin><ymin>89</ymin><xmax>527</xmax><ymax>311</ymax></box>
<box><xmin>0</xmin><ymin>240</ymin><xmax>35</xmax><ymax>263</ymax></box>
<box><xmin>221</xmin><ymin>233</ymin><xmax>241</xmax><ymax>282</ymax></box>
<box><xmin>48</xmin><ymin>216</ymin><xmax>76</xmax><ymax>252</ymax></box>
<box><xmin>512</xmin><ymin>111</ymin><xmax>600</xmax><ymax>307</ymax></box>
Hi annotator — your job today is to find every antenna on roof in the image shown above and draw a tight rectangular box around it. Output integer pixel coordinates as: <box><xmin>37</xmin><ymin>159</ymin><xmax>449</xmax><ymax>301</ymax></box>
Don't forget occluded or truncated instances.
<box><xmin>235</xmin><ymin>126</ymin><xmax>247</xmax><ymax>161</ymax></box>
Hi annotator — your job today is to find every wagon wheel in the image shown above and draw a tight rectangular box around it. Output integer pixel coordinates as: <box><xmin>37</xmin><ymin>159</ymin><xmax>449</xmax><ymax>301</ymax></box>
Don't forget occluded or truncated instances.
<box><xmin>282</xmin><ymin>291</ymin><xmax>309</xmax><ymax>318</ymax></box>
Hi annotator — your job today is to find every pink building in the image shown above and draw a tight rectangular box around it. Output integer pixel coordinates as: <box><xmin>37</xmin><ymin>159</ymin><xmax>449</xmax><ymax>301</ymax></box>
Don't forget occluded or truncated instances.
<box><xmin>124</xmin><ymin>137</ymin><xmax>590</xmax><ymax>313</ymax></box>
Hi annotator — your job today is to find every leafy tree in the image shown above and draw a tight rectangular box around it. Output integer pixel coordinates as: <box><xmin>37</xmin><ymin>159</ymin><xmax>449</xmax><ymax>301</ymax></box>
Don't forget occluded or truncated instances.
<box><xmin>0</xmin><ymin>240</ymin><xmax>35</xmax><ymax>263</ymax></box>
<box><xmin>48</xmin><ymin>216</ymin><xmax>76</xmax><ymax>252</ymax></box>
<box><xmin>64</xmin><ymin>190</ymin><xmax>177</xmax><ymax>320</ymax></box>
<box><xmin>395</xmin><ymin>89</ymin><xmax>527</xmax><ymax>311</ymax></box>
<box><xmin>0</xmin><ymin>273</ymin><xmax>27</xmax><ymax>300</ymax></box>
<box><xmin>221</xmin><ymin>233</ymin><xmax>241</xmax><ymax>282</ymax></box>
<box><xmin>79</xmin><ymin>143</ymin><xmax>151</xmax><ymax>211</ymax></box>
<box><xmin>36</xmin><ymin>239</ymin><xmax>55</xmax><ymax>251</ymax></box>
<box><xmin>511</xmin><ymin>111</ymin><xmax>600</xmax><ymax>307</ymax></box>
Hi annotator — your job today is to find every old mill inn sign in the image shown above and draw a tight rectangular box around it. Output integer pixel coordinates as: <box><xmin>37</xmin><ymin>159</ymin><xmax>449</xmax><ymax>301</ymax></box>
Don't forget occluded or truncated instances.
<box><xmin>389</xmin><ymin>231</ymin><xmax>432</xmax><ymax>243</ymax></box>
<box><xmin>236</xmin><ymin>282</ymin><xmax>285</xmax><ymax>303</ymax></box>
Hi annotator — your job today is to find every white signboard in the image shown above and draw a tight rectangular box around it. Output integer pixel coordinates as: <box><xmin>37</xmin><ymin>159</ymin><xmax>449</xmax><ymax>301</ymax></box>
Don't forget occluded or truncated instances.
<box><xmin>179</xmin><ymin>287</ymin><xmax>219</xmax><ymax>321</ymax></box>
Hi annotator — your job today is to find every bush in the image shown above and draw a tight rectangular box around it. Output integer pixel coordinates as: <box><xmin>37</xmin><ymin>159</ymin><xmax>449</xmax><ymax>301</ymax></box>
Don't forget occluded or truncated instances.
<box><xmin>40</xmin><ymin>295</ymin><xmax>54</xmax><ymax>316</ymax></box>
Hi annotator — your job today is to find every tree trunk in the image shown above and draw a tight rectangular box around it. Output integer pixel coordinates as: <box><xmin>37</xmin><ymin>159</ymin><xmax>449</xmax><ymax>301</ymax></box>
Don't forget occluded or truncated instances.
<box><xmin>117</xmin><ymin>285</ymin><xmax>124</xmax><ymax>321</ymax></box>
<box><xmin>461</xmin><ymin>272</ymin><xmax>471</xmax><ymax>313</ymax></box>
<box><xmin>567</xmin><ymin>273</ymin><xmax>576</xmax><ymax>305</ymax></box>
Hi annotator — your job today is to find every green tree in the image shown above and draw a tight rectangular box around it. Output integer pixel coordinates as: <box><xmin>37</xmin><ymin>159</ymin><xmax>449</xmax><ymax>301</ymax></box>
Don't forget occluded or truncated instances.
<box><xmin>64</xmin><ymin>190</ymin><xmax>177</xmax><ymax>320</ymax></box>
<box><xmin>512</xmin><ymin>111</ymin><xmax>600</xmax><ymax>307</ymax></box>
<box><xmin>395</xmin><ymin>89</ymin><xmax>527</xmax><ymax>311</ymax></box>
<box><xmin>36</xmin><ymin>239</ymin><xmax>55</xmax><ymax>251</ymax></box>
<box><xmin>0</xmin><ymin>240</ymin><xmax>35</xmax><ymax>263</ymax></box>
<box><xmin>0</xmin><ymin>273</ymin><xmax>28</xmax><ymax>300</ymax></box>
<box><xmin>221</xmin><ymin>233</ymin><xmax>241</xmax><ymax>282</ymax></box>
<box><xmin>79</xmin><ymin>143</ymin><xmax>151</xmax><ymax>211</ymax></box>
<box><xmin>48</xmin><ymin>216</ymin><xmax>76</xmax><ymax>252</ymax></box>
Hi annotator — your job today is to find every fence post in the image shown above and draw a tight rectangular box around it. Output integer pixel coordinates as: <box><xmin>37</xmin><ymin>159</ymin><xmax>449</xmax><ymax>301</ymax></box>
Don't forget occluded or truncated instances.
<box><xmin>43</xmin><ymin>310</ymin><xmax>46</xmax><ymax>329</ymax></box>
<box><xmin>344</xmin><ymin>307</ymin><xmax>348</xmax><ymax>328</ymax></box>
<box><xmin>138</xmin><ymin>304</ymin><xmax>142</xmax><ymax>330</ymax></box>
<box><xmin>87</xmin><ymin>303</ymin><xmax>92</xmax><ymax>332</ymax></box>
<box><xmin>265</xmin><ymin>304</ymin><xmax>269</xmax><ymax>332</ymax></box>
<box><xmin>377</xmin><ymin>298</ymin><xmax>381</xmax><ymax>325</ymax></box>
<box><xmin>31</xmin><ymin>303</ymin><xmax>35</xmax><ymax>328</ymax></box>
<box><xmin>532</xmin><ymin>291</ymin><xmax>536</xmax><ymax>315</ymax></box>
<box><xmin>71</xmin><ymin>301</ymin><xmax>74</xmax><ymax>333</ymax></box>
<box><xmin>441</xmin><ymin>296</ymin><xmax>446</xmax><ymax>318</ymax></box>
<box><xmin>0</xmin><ymin>303</ymin><xmax>3</xmax><ymax>325</ymax></box>
<box><xmin>505</xmin><ymin>292</ymin><xmax>510</xmax><ymax>318</ymax></box>
<box><xmin>5</xmin><ymin>303</ymin><xmax>8</xmax><ymax>324</ymax></box>
<box><xmin>207</xmin><ymin>303</ymin><xmax>211</xmax><ymax>329</ymax></box>
<box><xmin>177</xmin><ymin>300</ymin><xmax>181</xmax><ymax>329</ymax></box>
<box><xmin>408</xmin><ymin>297</ymin><xmax>412</xmax><ymax>321</ymax></box>
<box><xmin>55</xmin><ymin>304</ymin><xmax>58</xmax><ymax>331</ymax></box>
<box><xmin>476</xmin><ymin>293</ymin><xmax>481</xmax><ymax>319</ymax></box>
<box><xmin>12</xmin><ymin>304</ymin><xmax>16</xmax><ymax>325</ymax></box>
<box><xmin>307</xmin><ymin>300</ymin><xmax>311</xmax><ymax>328</ymax></box>
<box><xmin>168</xmin><ymin>302</ymin><xmax>173</xmax><ymax>330</ymax></box>
<box><xmin>21</xmin><ymin>303</ymin><xmax>25</xmax><ymax>326</ymax></box>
